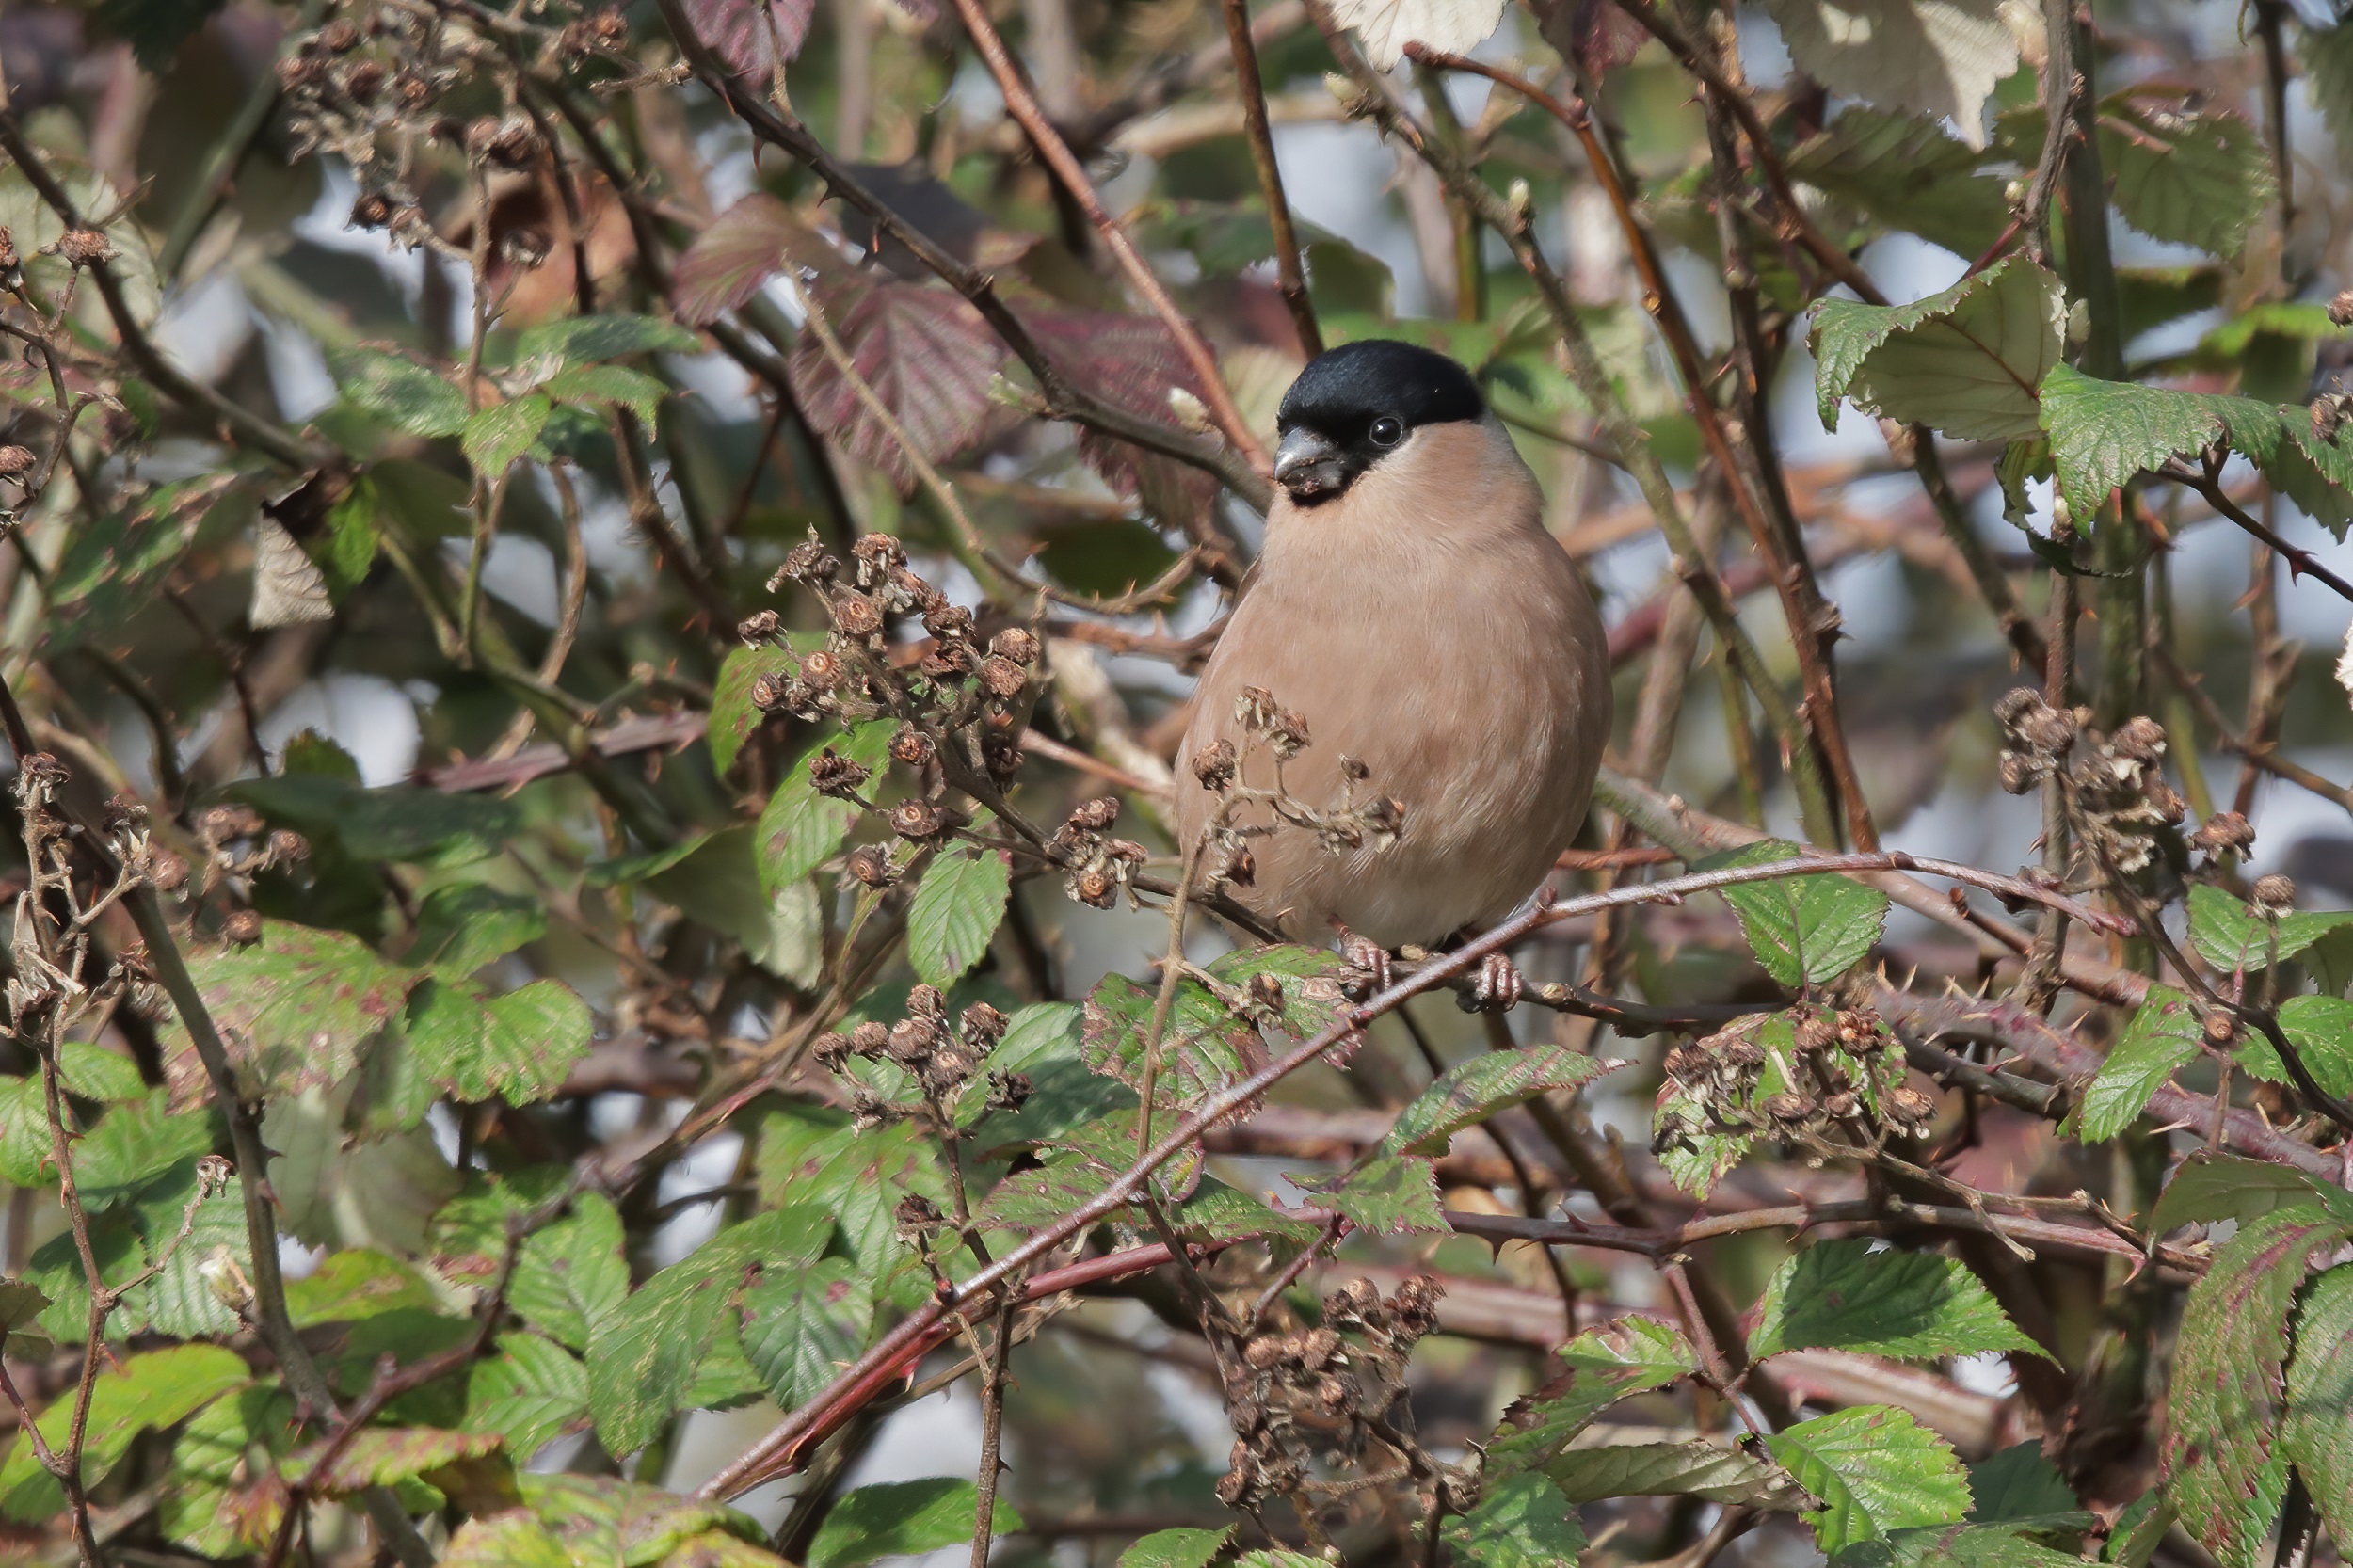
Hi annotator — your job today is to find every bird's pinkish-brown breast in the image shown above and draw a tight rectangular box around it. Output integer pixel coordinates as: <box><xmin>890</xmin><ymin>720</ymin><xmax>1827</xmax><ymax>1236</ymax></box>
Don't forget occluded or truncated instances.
<box><xmin>1176</xmin><ymin>417</ymin><xmax>1610</xmax><ymax>948</ymax></box>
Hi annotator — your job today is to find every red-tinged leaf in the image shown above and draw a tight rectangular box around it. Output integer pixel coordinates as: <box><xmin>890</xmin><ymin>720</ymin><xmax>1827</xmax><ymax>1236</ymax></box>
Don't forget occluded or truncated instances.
<box><xmin>790</xmin><ymin>279</ymin><xmax>1004</xmax><ymax>492</ymax></box>
<box><xmin>1017</xmin><ymin>306</ymin><xmax>1215</xmax><ymax>509</ymax></box>
<box><xmin>677</xmin><ymin>195</ymin><xmax>837</xmax><ymax>326</ymax></box>
<box><xmin>2159</xmin><ymin>1207</ymin><xmax>2353</xmax><ymax>1568</ymax></box>
<box><xmin>682</xmin><ymin>0</ymin><xmax>815</xmax><ymax>74</ymax></box>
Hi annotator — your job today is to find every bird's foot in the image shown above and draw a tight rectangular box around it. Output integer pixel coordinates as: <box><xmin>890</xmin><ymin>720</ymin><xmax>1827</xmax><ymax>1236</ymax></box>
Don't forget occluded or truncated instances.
<box><xmin>1461</xmin><ymin>952</ymin><xmax>1523</xmax><ymax>1012</ymax></box>
<box><xmin>1336</xmin><ymin>930</ymin><xmax>1393</xmax><ymax>999</ymax></box>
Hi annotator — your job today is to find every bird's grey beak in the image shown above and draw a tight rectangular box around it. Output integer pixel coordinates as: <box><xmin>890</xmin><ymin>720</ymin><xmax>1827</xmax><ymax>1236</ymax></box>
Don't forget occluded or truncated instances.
<box><xmin>1273</xmin><ymin>427</ymin><xmax>1347</xmax><ymax>501</ymax></box>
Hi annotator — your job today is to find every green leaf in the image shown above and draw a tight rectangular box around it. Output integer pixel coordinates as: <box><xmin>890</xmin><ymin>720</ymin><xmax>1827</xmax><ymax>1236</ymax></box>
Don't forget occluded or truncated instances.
<box><xmin>72</xmin><ymin>1089</ymin><xmax>216</xmax><ymax>1208</ymax></box>
<box><xmin>2035</xmin><ymin>364</ymin><xmax>2353</xmax><ymax>538</ymax></box>
<box><xmin>542</xmin><ymin>364</ymin><xmax>670</xmax><ymax>424</ymax></box>
<box><xmin>185</xmin><ymin>920</ymin><xmax>411</xmax><ymax>1095</ymax></box>
<box><xmin>0</xmin><ymin>1344</ymin><xmax>248</xmax><ymax>1519</ymax></box>
<box><xmin>1082</xmin><ymin>946</ymin><xmax>1354</xmax><ymax>1112</ymax></box>
<box><xmin>2102</xmin><ymin>100</ymin><xmax>2273</xmax><ymax>257</ymax></box>
<box><xmin>2159</xmin><ymin>1207</ymin><xmax>2353</xmax><ymax>1568</ymax></box>
<box><xmin>2104</xmin><ymin>1494</ymin><xmax>2175</xmax><ymax>1568</ymax></box>
<box><xmin>808</xmin><ymin>1479</ymin><xmax>1024</xmax><ymax>1568</ymax></box>
<box><xmin>1809</xmin><ymin>258</ymin><xmax>2064</xmax><ymax>440</ymax></box>
<box><xmin>292</xmin><ymin>1426</ymin><xmax>504</xmax><ymax>1495</ymax></box>
<box><xmin>326</xmin><ymin>345</ymin><xmax>468</xmax><ymax>438</ymax></box>
<box><xmin>1784</xmin><ymin>108</ymin><xmax>2009</xmax><ymax>259</ymax></box>
<box><xmin>2151</xmin><ymin>1153</ymin><xmax>2350</xmax><ymax>1232</ymax></box>
<box><xmin>2283</xmin><ymin>1264</ymin><xmax>2353</xmax><ymax>1555</ymax></box>
<box><xmin>1768</xmin><ymin>1405</ymin><xmax>1972</xmax><ymax>1552</ymax></box>
<box><xmin>230</xmin><ymin>774</ymin><xmax>523</xmax><ymax>868</ymax></box>
<box><xmin>756</xmin><ymin>725</ymin><xmax>894</xmax><ymax>892</ymax></box>
<box><xmin>1750</xmin><ymin>1239</ymin><xmax>2041</xmax><ymax>1363</ymax></box>
<box><xmin>1301</xmin><ymin>1153</ymin><xmax>1445</xmax><ymax>1234</ymax></box>
<box><xmin>467</xmin><ymin>1333</ymin><xmax>591</xmax><ymax>1461</ymax></box>
<box><xmin>2302</xmin><ymin>22</ymin><xmax>2353</xmax><ymax>168</ymax></box>
<box><xmin>518</xmin><ymin>1472</ymin><xmax>770</xmax><ymax>1563</ymax></box>
<box><xmin>123</xmin><ymin>1165</ymin><xmax>251</xmax><ymax>1337</ymax></box>
<box><xmin>1834</xmin><ymin>1520</ymin><xmax>2093</xmax><ymax>1568</ymax></box>
<box><xmin>444</xmin><ymin>1512</ymin><xmax>575</xmax><ymax>1568</ymax></box>
<box><xmin>710</xmin><ymin>645</ymin><xmax>798</xmax><ymax>776</ymax></box>
<box><xmin>158</xmin><ymin>1385</ymin><xmax>296</xmax><ymax>1557</ymax></box>
<box><xmin>1487</xmin><ymin>1317</ymin><xmax>1693</xmax><ymax>1475</ymax></box>
<box><xmin>56</xmin><ymin>1041</ymin><xmax>148</xmax><ymax>1102</ymax></box>
<box><xmin>285</xmin><ymin>1248</ymin><xmax>442</xmax><ymax>1326</ymax></box>
<box><xmin>585</xmin><ymin>1207</ymin><xmax>831</xmax><ymax>1456</ymax></box>
<box><xmin>907</xmin><ymin>848</ymin><xmax>1011</xmax><ymax>988</ymax></box>
<box><xmin>648</xmin><ymin>825</ymin><xmax>824</xmax><ymax>986</ymax></box>
<box><xmin>516</xmin><ymin>312</ymin><xmax>702</xmax><ymax>367</ymax></box>
<box><xmin>1757</xmin><ymin>0</ymin><xmax>2016</xmax><ymax>148</ymax></box>
<box><xmin>509</xmin><ymin>1192</ymin><xmax>630</xmax><ymax>1351</ymax></box>
<box><xmin>1965</xmin><ymin>1443</ymin><xmax>2079</xmax><ymax>1524</ymax></box>
<box><xmin>1119</xmin><ymin>1527</ymin><xmax>1236</xmax><ymax>1568</ymax></box>
<box><xmin>0</xmin><ymin>1278</ymin><xmax>49</xmax><ymax>1358</ymax></box>
<box><xmin>1446</xmin><ymin>1472</ymin><xmax>1587</xmax><ymax>1568</ymax></box>
<box><xmin>405</xmin><ymin>978</ymin><xmax>593</xmax><ymax>1107</ymax></box>
<box><xmin>1384</xmin><ymin>1045</ymin><xmax>1622</xmax><ymax>1156</ymax></box>
<box><xmin>2236</xmin><ymin>994</ymin><xmax>2353</xmax><ymax>1099</ymax></box>
<box><xmin>1697</xmin><ymin>840</ymin><xmax>1890</xmax><ymax>989</ymax></box>
<box><xmin>462</xmin><ymin>394</ymin><xmax>552</xmax><ymax>474</ymax></box>
<box><xmin>1545</xmin><ymin>1439</ymin><xmax>1809</xmax><ymax>1507</ymax></box>
<box><xmin>740</xmin><ymin>1256</ymin><xmax>874</xmax><ymax>1408</ymax></box>
<box><xmin>585</xmin><ymin>833</ymin><xmax>716</xmax><ymax>888</ymax></box>
<box><xmin>2069</xmin><ymin>985</ymin><xmax>2202</xmax><ymax>1143</ymax></box>
<box><xmin>407</xmin><ymin>883</ymin><xmax>547</xmax><ymax>975</ymax></box>
<box><xmin>2186</xmin><ymin>884</ymin><xmax>2353</xmax><ymax>974</ymax></box>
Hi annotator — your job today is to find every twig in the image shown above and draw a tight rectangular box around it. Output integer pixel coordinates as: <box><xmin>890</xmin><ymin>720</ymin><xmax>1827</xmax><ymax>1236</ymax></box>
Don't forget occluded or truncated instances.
<box><xmin>0</xmin><ymin>111</ymin><xmax>327</xmax><ymax>473</ymax></box>
<box><xmin>1221</xmin><ymin>0</ymin><xmax>1321</xmax><ymax>357</ymax></box>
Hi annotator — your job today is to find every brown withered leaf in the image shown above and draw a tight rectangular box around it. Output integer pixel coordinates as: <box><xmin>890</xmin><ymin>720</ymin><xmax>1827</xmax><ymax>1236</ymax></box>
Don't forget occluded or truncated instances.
<box><xmin>790</xmin><ymin>278</ymin><xmax>1005</xmax><ymax>491</ymax></box>
<box><xmin>675</xmin><ymin>194</ymin><xmax>842</xmax><ymax>324</ymax></box>
<box><xmin>683</xmin><ymin>0</ymin><xmax>816</xmax><ymax>75</ymax></box>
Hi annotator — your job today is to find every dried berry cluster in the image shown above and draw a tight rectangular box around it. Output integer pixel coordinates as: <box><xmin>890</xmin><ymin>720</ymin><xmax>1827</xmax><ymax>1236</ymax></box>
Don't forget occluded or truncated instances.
<box><xmin>280</xmin><ymin>0</ymin><xmax>632</xmax><ymax>266</ymax></box>
<box><xmin>1217</xmin><ymin>1275</ymin><xmax>1448</xmax><ymax>1520</ymax></box>
<box><xmin>1994</xmin><ymin>696</ymin><xmax>2190</xmax><ymax>878</ymax></box>
<box><xmin>1655</xmin><ymin>1004</ymin><xmax>1932</xmax><ymax>1164</ymax></box>
<box><xmin>751</xmin><ymin>535</ymin><xmax>1036</xmax><ymax>792</ymax></box>
<box><xmin>1188</xmin><ymin>686</ymin><xmax>1404</xmax><ymax>894</ymax></box>
<box><xmin>280</xmin><ymin>6</ymin><xmax>480</xmax><ymax>251</ymax></box>
<box><xmin>189</xmin><ymin>805</ymin><xmax>307</xmax><ymax>940</ymax></box>
<box><xmin>6</xmin><ymin>758</ymin><xmax>174</xmax><ymax>1039</ymax></box>
<box><xmin>813</xmin><ymin>984</ymin><xmax>1025</xmax><ymax>1123</ymax></box>
<box><xmin>1049</xmin><ymin>795</ymin><xmax>1149</xmax><ymax>910</ymax></box>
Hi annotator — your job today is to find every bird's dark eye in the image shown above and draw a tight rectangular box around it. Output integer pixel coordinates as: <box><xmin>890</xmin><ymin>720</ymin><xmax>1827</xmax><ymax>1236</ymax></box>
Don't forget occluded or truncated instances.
<box><xmin>1368</xmin><ymin>415</ymin><xmax>1404</xmax><ymax>447</ymax></box>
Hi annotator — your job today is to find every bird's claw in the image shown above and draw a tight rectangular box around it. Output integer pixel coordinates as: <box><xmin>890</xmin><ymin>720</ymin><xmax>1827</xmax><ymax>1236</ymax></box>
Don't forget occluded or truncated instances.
<box><xmin>1337</xmin><ymin>931</ymin><xmax>1393</xmax><ymax>998</ymax></box>
<box><xmin>1465</xmin><ymin>952</ymin><xmax>1522</xmax><ymax>1012</ymax></box>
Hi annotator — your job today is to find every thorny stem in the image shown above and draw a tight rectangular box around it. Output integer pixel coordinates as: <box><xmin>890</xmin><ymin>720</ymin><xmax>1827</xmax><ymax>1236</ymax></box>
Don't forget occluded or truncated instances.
<box><xmin>700</xmin><ymin>845</ymin><xmax>2132</xmax><ymax>1497</ymax></box>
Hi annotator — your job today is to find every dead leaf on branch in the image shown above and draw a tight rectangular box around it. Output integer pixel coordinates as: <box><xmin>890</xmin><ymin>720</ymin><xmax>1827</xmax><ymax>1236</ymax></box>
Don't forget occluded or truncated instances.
<box><xmin>682</xmin><ymin>0</ymin><xmax>818</xmax><ymax>74</ymax></box>
<box><xmin>788</xmin><ymin>277</ymin><xmax>1006</xmax><ymax>492</ymax></box>
<box><xmin>1017</xmin><ymin>304</ymin><xmax>1219</xmax><ymax>521</ymax></box>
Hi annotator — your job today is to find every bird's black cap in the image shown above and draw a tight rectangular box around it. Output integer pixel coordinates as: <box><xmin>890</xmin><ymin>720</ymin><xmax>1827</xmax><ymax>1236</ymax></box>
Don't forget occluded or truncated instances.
<box><xmin>1276</xmin><ymin>339</ymin><xmax>1486</xmax><ymax>440</ymax></box>
<box><xmin>1271</xmin><ymin>340</ymin><xmax>1486</xmax><ymax>504</ymax></box>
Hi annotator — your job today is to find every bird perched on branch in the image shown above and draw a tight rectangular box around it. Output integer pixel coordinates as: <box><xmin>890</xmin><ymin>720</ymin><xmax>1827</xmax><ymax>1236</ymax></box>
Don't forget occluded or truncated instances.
<box><xmin>1176</xmin><ymin>339</ymin><xmax>1612</xmax><ymax>1002</ymax></box>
